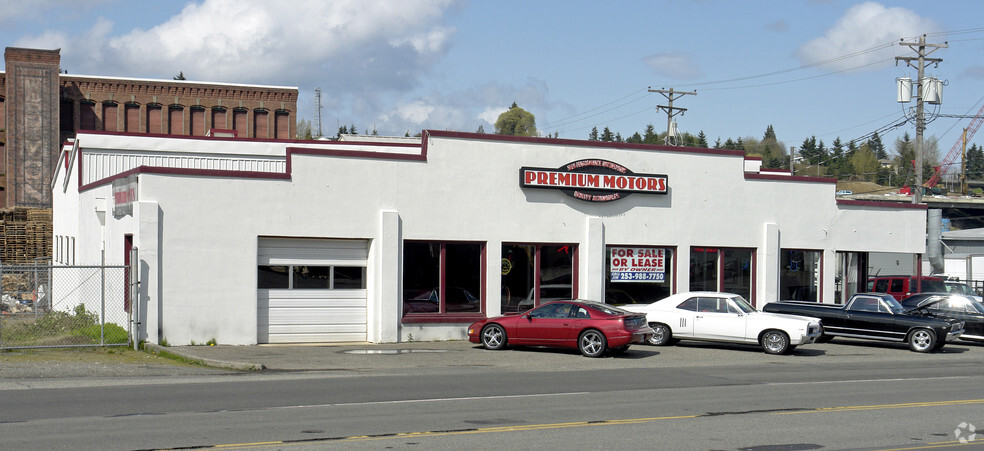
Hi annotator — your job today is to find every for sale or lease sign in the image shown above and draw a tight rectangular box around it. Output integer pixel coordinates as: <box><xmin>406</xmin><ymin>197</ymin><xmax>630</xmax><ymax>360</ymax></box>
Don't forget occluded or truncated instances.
<box><xmin>610</xmin><ymin>246</ymin><xmax>666</xmax><ymax>283</ymax></box>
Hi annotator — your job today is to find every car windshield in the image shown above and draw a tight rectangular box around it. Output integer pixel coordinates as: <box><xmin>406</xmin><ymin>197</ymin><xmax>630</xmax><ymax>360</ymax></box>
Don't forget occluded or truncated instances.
<box><xmin>729</xmin><ymin>296</ymin><xmax>756</xmax><ymax>313</ymax></box>
<box><xmin>883</xmin><ymin>296</ymin><xmax>906</xmax><ymax>313</ymax></box>
<box><xmin>946</xmin><ymin>283</ymin><xmax>975</xmax><ymax>296</ymax></box>
<box><xmin>917</xmin><ymin>278</ymin><xmax>946</xmax><ymax>292</ymax></box>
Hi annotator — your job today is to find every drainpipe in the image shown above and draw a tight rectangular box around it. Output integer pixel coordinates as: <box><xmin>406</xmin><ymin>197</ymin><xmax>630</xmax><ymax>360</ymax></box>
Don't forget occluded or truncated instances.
<box><xmin>926</xmin><ymin>209</ymin><xmax>944</xmax><ymax>275</ymax></box>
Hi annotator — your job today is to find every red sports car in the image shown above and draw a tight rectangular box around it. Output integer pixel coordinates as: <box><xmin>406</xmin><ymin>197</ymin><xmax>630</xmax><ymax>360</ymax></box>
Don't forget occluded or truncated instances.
<box><xmin>467</xmin><ymin>300</ymin><xmax>654</xmax><ymax>357</ymax></box>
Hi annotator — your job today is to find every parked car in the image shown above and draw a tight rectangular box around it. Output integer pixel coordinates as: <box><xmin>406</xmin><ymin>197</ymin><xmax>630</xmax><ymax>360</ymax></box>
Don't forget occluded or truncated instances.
<box><xmin>867</xmin><ymin>275</ymin><xmax>946</xmax><ymax>301</ymax></box>
<box><xmin>619</xmin><ymin>292</ymin><xmax>822</xmax><ymax>354</ymax></box>
<box><xmin>943</xmin><ymin>281</ymin><xmax>983</xmax><ymax>302</ymax></box>
<box><xmin>762</xmin><ymin>293</ymin><xmax>964</xmax><ymax>352</ymax></box>
<box><xmin>467</xmin><ymin>300</ymin><xmax>653</xmax><ymax>357</ymax></box>
<box><xmin>899</xmin><ymin>293</ymin><xmax>984</xmax><ymax>344</ymax></box>
<box><xmin>836</xmin><ymin>190</ymin><xmax>853</xmax><ymax>195</ymax></box>
<box><xmin>515</xmin><ymin>284</ymin><xmax>573</xmax><ymax>310</ymax></box>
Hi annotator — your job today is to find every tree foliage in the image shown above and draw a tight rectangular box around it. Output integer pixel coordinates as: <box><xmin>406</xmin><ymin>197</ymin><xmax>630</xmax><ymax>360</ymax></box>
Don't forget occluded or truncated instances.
<box><xmin>495</xmin><ymin>102</ymin><xmax>537</xmax><ymax>136</ymax></box>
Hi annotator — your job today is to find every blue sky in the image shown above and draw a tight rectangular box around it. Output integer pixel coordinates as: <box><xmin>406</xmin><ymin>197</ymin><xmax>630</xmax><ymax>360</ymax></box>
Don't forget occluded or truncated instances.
<box><xmin>3</xmin><ymin>0</ymin><xmax>983</xmax><ymax>159</ymax></box>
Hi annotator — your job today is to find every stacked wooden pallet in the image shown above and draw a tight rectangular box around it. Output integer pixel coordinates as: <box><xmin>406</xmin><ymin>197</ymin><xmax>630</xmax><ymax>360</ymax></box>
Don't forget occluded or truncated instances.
<box><xmin>0</xmin><ymin>207</ymin><xmax>52</xmax><ymax>265</ymax></box>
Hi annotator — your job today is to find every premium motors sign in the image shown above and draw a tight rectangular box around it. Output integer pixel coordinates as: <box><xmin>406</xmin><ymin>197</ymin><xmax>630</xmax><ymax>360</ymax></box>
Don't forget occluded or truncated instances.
<box><xmin>520</xmin><ymin>159</ymin><xmax>667</xmax><ymax>202</ymax></box>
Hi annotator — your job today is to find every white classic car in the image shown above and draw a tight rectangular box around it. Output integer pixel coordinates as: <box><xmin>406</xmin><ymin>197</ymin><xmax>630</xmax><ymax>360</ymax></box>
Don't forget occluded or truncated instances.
<box><xmin>620</xmin><ymin>292</ymin><xmax>822</xmax><ymax>354</ymax></box>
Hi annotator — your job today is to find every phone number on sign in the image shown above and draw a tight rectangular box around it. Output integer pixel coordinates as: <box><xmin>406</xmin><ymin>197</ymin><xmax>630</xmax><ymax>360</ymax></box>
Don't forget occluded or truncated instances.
<box><xmin>610</xmin><ymin>272</ymin><xmax>665</xmax><ymax>282</ymax></box>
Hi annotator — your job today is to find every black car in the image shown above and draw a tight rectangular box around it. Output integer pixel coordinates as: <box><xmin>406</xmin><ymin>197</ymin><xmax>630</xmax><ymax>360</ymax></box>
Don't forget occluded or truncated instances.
<box><xmin>900</xmin><ymin>293</ymin><xmax>984</xmax><ymax>344</ymax></box>
<box><xmin>763</xmin><ymin>293</ymin><xmax>964</xmax><ymax>352</ymax></box>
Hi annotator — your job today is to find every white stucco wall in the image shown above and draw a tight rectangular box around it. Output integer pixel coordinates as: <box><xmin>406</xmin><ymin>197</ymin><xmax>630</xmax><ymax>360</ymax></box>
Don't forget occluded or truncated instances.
<box><xmin>52</xmin><ymin>131</ymin><xmax>926</xmax><ymax>345</ymax></box>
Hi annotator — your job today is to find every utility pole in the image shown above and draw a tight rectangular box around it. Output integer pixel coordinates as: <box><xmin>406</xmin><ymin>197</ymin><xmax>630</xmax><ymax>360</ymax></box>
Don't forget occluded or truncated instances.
<box><xmin>649</xmin><ymin>87</ymin><xmax>696</xmax><ymax>145</ymax></box>
<box><xmin>895</xmin><ymin>35</ymin><xmax>947</xmax><ymax>204</ymax></box>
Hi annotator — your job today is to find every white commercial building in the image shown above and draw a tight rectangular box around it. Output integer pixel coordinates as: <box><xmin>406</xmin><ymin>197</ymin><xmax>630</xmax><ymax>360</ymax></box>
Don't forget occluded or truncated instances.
<box><xmin>52</xmin><ymin>130</ymin><xmax>927</xmax><ymax>345</ymax></box>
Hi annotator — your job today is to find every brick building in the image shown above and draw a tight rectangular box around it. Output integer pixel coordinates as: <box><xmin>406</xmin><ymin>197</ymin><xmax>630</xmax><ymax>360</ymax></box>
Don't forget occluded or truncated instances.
<box><xmin>0</xmin><ymin>47</ymin><xmax>299</xmax><ymax>208</ymax></box>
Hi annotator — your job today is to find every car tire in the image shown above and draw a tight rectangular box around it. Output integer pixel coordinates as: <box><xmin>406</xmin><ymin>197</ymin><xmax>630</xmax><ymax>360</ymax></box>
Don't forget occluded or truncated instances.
<box><xmin>647</xmin><ymin>323</ymin><xmax>672</xmax><ymax>346</ymax></box>
<box><xmin>762</xmin><ymin>330</ymin><xmax>790</xmax><ymax>355</ymax></box>
<box><xmin>907</xmin><ymin>328</ymin><xmax>936</xmax><ymax>353</ymax></box>
<box><xmin>578</xmin><ymin>329</ymin><xmax>607</xmax><ymax>357</ymax></box>
<box><xmin>481</xmin><ymin>324</ymin><xmax>507</xmax><ymax>350</ymax></box>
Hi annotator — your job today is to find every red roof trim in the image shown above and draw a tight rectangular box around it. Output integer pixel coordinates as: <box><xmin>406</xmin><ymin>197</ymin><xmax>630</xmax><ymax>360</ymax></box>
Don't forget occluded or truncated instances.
<box><xmin>759</xmin><ymin>168</ymin><xmax>791</xmax><ymax>173</ymax></box>
<box><xmin>423</xmin><ymin>129</ymin><xmax>746</xmax><ymax>157</ymax></box>
<box><xmin>744</xmin><ymin>173</ymin><xmax>837</xmax><ymax>184</ymax></box>
<box><xmin>836</xmin><ymin>199</ymin><xmax>928</xmax><ymax>210</ymax></box>
<box><xmin>744</xmin><ymin>155</ymin><xmax>763</xmax><ymax>161</ymax></box>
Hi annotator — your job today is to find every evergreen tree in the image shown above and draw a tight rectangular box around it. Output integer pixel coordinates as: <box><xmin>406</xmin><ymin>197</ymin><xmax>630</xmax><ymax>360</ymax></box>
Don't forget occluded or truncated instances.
<box><xmin>476</xmin><ymin>125</ymin><xmax>486</xmax><ymax>134</ymax></box>
<box><xmin>600</xmin><ymin>126</ymin><xmax>614</xmax><ymax>142</ymax></box>
<box><xmin>713</xmin><ymin>138</ymin><xmax>722</xmax><ymax>149</ymax></box>
<box><xmin>626</xmin><ymin>132</ymin><xmax>643</xmax><ymax>144</ymax></box>
<box><xmin>697</xmin><ymin>130</ymin><xmax>708</xmax><ymax>148</ymax></box>
<box><xmin>868</xmin><ymin>132</ymin><xmax>887</xmax><ymax>160</ymax></box>
<box><xmin>588</xmin><ymin>127</ymin><xmax>599</xmax><ymax>141</ymax></box>
<box><xmin>763</xmin><ymin>124</ymin><xmax>776</xmax><ymax>140</ymax></box>
<box><xmin>615</xmin><ymin>132</ymin><xmax>623</xmax><ymax>143</ymax></box>
<box><xmin>967</xmin><ymin>143</ymin><xmax>984</xmax><ymax>180</ymax></box>
<box><xmin>643</xmin><ymin>124</ymin><xmax>659</xmax><ymax>144</ymax></box>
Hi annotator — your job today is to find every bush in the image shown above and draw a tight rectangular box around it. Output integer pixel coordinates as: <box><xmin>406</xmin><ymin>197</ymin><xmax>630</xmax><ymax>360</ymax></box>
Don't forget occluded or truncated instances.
<box><xmin>75</xmin><ymin>322</ymin><xmax>129</xmax><ymax>344</ymax></box>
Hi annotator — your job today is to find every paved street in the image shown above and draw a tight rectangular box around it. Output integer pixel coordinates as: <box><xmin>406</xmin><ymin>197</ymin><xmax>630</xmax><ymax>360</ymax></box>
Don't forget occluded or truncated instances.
<box><xmin>2</xmin><ymin>339</ymin><xmax>984</xmax><ymax>450</ymax></box>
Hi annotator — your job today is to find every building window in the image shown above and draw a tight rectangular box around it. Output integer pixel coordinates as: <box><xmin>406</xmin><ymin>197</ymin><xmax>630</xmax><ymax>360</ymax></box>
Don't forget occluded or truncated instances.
<box><xmin>80</xmin><ymin>101</ymin><xmax>97</xmax><ymax>131</ymax></box>
<box><xmin>168</xmin><ymin>105</ymin><xmax>185</xmax><ymax>135</ymax></box>
<box><xmin>146</xmin><ymin>104</ymin><xmax>163</xmax><ymax>134</ymax></box>
<box><xmin>102</xmin><ymin>102</ymin><xmax>119</xmax><ymax>132</ymax></box>
<box><xmin>190</xmin><ymin>107</ymin><xmax>206</xmax><ymax>136</ymax></box>
<box><xmin>605</xmin><ymin>246</ymin><xmax>674</xmax><ymax>305</ymax></box>
<box><xmin>780</xmin><ymin>249</ymin><xmax>822</xmax><ymax>302</ymax></box>
<box><xmin>501</xmin><ymin>243</ymin><xmax>576</xmax><ymax>313</ymax></box>
<box><xmin>125</xmin><ymin>103</ymin><xmax>140</xmax><ymax>133</ymax></box>
<box><xmin>212</xmin><ymin>107</ymin><xmax>227</xmax><ymax>129</ymax></box>
<box><xmin>275</xmin><ymin>110</ymin><xmax>290</xmax><ymax>138</ymax></box>
<box><xmin>257</xmin><ymin>265</ymin><xmax>366</xmax><ymax>289</ymax></box>
<box><xmin>403</xmin><ymin>241</ymin><xmax>484</xmax><ymax>318</ymax></box>
<box><xmin>59</xmin><ymin>99</ymin><xmax>74</xmax><ymax>133</ymax></box>
<box><xmin>233</xmin><ymin>108</ymin><xmax>248</xmax><ymax>137</ymax></box>
<box><xmin>254</xmin><ymin>109</ymin><xmax>269</xmax><ymax>139</ymax></box>
<box><xmin>688</xmin><ymin>247</ymin><xmax>755</xmax><ymax>304</ymax></box>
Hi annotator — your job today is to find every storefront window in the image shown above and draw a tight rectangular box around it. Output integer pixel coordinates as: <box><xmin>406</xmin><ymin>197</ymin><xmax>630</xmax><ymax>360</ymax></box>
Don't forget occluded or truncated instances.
<box><xmin>689</xmin><ymin>248</ymin><xmax>718</xmax><ymax>292</ymax></box>
<box><xmin>722</xmin><ymin>249</ymin><xmax>753</xmax><ymax>302</ymax></box>
<box><xmin>780</xmin><ymin>249</ymin><xmax>822</xmax><ymax>302</ymax></box>
<box><xmin>687</xmin><ymin>247</ymin><xmax>755</xmax><ymax>304</ymax></box>
<box><xmin>605</xmin><ymin>246</ymin><xmax>674</xmax><ymax>305</ymax></box>
<box><xmin>403</xmin><ymin>241</ymin><xmax>484</xmax><ymax>317</ymax></box>
<box><xmin>501</xmin><ymin>243</ymin><xmax>576</xmax><ymax>312</ymax></box>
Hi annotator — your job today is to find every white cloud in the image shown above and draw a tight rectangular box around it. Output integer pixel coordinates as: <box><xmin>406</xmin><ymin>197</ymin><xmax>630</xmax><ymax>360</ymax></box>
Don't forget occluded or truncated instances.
<box><xmin>479</xmin><ymin>107</ymin><xmax>505</xmax><ymax>125</ymax></box>
<box><xmin>51</xmin><ymin>0</ymin><xmax>457</xmax><ymax>90</ymax></box>
<box><xmin>641</xmin><ymin>52</ymin><xmax>702</xmax><ymax>80</ymax></box>
<box><xmin>796</xmin><ymin>2</ymin><xmax>938</xmax><ymax>72</ymax></box>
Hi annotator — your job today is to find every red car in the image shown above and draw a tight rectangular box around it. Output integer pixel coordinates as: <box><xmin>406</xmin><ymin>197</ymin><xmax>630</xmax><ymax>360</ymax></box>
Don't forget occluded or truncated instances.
<box><xmin>467</xmin><ymin>300</ymin><xmax>654</xmax><ymax>357</ymax></box>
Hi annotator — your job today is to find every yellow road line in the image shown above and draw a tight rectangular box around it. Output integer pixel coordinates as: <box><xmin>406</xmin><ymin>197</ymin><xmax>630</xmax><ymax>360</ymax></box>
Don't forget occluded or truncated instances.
<box><xmin>773</xmin><ymin>398</ymin><xmax>984</xmax><ymax>415</ymax></box>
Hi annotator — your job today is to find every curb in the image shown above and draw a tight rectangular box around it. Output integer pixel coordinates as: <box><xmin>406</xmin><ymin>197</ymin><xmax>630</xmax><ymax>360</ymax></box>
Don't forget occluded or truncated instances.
<box><xmin>143</xmin><ymin>343</ymin><xmax>264</xmax><ymax>371</ymax></box>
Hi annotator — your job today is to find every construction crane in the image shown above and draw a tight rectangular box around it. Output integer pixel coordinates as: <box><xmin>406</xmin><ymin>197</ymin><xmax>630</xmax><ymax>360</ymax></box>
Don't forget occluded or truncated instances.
<box><xmin>924</xmin><ymin>102</ymin><xmax>984</xmax><ymax>190</ymax></box>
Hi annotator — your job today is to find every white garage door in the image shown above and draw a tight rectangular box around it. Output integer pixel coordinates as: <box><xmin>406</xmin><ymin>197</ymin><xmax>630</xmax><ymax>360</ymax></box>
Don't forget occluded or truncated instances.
<box><xmin>257</xmin><ymin>237</ymin><xmax>368</xmax><ymax>343</ymax></box>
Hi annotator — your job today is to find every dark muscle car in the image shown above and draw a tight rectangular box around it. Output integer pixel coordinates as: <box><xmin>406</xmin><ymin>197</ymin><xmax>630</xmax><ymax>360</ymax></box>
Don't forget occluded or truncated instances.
<box><xmin>762</xmin><ymin>293</ymin><xmax>964</xmax><ymax>352</ymax></box>
<box><xmin>899</xmin><ymin>293</ymin><xmax>984</xmax><ymax>344</ymax></box>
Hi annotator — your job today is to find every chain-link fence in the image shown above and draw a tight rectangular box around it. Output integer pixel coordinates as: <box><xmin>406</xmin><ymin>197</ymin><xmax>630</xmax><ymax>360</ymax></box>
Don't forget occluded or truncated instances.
<box><xmin>0</xmin><ymin>264</ymin><xmax>132</xmax><ymax>349</ymax></box>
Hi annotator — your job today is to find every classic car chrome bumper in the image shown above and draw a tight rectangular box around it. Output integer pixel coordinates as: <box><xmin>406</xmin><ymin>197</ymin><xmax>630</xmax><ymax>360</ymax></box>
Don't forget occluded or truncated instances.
<box><xmin>946</xmin><ymin>329</ymin><xmax>964</xmax><ymax>342</ymax></box>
